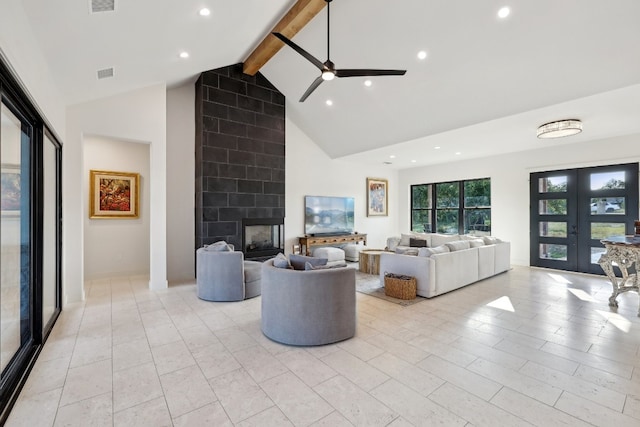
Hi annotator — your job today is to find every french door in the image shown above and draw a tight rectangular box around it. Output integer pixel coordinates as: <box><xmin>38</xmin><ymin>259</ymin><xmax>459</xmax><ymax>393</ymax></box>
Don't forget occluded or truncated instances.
<box><xmin>530</xmin><ymin>163</ymin><xmax>639</xmax><ymax>274</ymax></box>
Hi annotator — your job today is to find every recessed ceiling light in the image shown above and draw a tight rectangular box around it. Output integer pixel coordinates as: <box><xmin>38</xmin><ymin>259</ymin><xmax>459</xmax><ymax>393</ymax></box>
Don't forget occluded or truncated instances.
<box><xmin>389</xmin><ymin>155</ymin><xmax>396</xmax><ymax>159</ymax></box>
<box><xmin>364</xmin><ymin>80</ymin><xmax>372</xmax><ymax>87</ymax></box>
<box><xmin>199</xmin><ymin>8</ymin><xmax>211</xmax><ymax>16</ymax></box>
<box><xmin>497</xmin><ymin>7</ymin><xmax>510</xmax><ymax>19</ymax></box>
<box><xmin>326</xmin><ymin>100</ymin><xmax>333</xmax><ymax>106</ymax></box>
<box><xmin>179</xmin><ymin>51</ymin><xmax>189</xmax><ymax>59</ymax></box>
<box><xmin>455</xmin><ymin>152</ymin><xmax>461</xmax><ymax>155</ymax></box>
<box><xmin>417</xmin><ymin>51</ymin><xmax>427</xmax><ymax>60</ymax></box>
<box><xmin>434</xmin><ymin>146</ymin><xmax>441</xmax><ymax>150</ymax></box>
<box><xmin>411</xmin><ymin>160</ymin><xmax>417</xmax><ymax>163</ymax></box>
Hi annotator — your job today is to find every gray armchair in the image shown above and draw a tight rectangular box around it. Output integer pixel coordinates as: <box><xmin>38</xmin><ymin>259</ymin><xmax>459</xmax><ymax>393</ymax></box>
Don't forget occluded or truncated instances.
<box><xmin>196</xmin><ymin>248</ymin><xmax>261</xmax><ymax>301</ymax></box>
<box><xmin>261</xmin><ymin>259</ymin><xmax>356</xmax><ymax>346</ymax></box>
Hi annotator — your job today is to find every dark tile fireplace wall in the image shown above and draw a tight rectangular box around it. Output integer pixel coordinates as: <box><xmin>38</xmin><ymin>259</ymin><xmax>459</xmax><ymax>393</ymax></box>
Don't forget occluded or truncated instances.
<box><xmin>195</xmin><ymin>63</ymin><xmax>286</xmax><ymax>250</ymax></box>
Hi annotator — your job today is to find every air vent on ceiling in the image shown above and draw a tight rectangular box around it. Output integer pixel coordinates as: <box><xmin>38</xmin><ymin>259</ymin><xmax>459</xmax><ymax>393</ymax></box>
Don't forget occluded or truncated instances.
<box><xmin>90</xmin><ymin>0</ymin><xmax>115</xmax><ymax>13</ymax></box>
<box><xmin>97</xmin><ymin>67</ymin><xmax>114</xmax><ymax>80</ymax></box>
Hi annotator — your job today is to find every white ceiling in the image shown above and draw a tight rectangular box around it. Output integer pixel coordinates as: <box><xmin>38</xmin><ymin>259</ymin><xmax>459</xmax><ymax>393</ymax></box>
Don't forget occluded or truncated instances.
<box><xmin>20</xmin><ymin>0</ymin><xmax>640</xmax><ymax>169</ymax></box>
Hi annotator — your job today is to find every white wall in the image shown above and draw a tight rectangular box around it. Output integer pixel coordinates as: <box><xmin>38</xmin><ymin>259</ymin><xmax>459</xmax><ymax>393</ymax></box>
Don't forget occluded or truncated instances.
<box><xmin>166</xmin><ymin>84</ymin><xmax>196</xmax><ymax>283</ymax></box>
<box><xmin>398</xmin><ymin>133</ymin><xmax>640</xmax><ymax>266</ymax></box>
<box><xmin>286</xmin><ymin>118</ymin><xmax>399</xmax><ymax>252</ymax></box>
<box><xmin>0</xmin><ymin>0</ymin><xmax>65</xmax><ymax>137</ymax></box>
<box><xmin>66</xmin><ymin>84</ymin><xmax>167</xmax><ymax>302</ymax></box>
<box><xmin>83</xmin><ymin>136</ymin><xmax>150</xmax><ymax>279</ymax></box>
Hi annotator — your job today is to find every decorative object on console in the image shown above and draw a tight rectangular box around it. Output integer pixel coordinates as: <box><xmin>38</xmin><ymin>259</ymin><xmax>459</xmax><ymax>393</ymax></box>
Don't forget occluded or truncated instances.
<box><xmin>89</xmin><ymin>170</ymin><xmax>139</xmax><ymax>219</ymax></box>
<box><xmin>367</xmin><ymin>177</ymin><xmax>388</xmax><ymax>216</ymax></box>
<box><xmin>536</xmin><ymin>119</ymin><xmax>582</xmax><ymax>139</ymax></box>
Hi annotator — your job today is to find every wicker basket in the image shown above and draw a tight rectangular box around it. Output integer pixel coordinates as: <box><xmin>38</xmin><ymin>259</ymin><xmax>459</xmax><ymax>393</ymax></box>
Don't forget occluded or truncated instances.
<box><xmin>384</xmin><ymin>273</ymin><xmax>417</xmax><ymax>300</ymax></box>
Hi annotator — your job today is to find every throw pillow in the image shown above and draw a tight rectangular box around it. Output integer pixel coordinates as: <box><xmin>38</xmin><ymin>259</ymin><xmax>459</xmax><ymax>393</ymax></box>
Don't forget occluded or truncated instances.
<box><xmin>445</xmin><ymin>240</ymin><xmax>471</xmax><ymax>252</ymax></box>
<box><xmin>304</xmin><ymin>262</ymin><xmax>347</xmax><ymax>270</ymax></box>
<box><xmin>399</xmin><ymin>233</ymin><xmax>414</xmax><ymax>246</ymax></box>
<box><xmin>289</xmin><ymin>254</ymin><xmax>328</xmax><ymax>270</ymax></box>
<box><xmin>482</xmin><ymin>236</ymin><xmax>501</xmax><ymax>245</ymax></box>
<box><xmin>409</xmin><ymin>237</ymin><xmax>428</xmax><ymax>247</ymax></box>
<box><xmin>205</xmin><ymin>241</ymin><xmax>232</xmax><ymax>251</ymax></box>
<box><xmin>418</xmin><ymin>245</ymin><xmax>450</xmax><ymax>257</ymax></box>
<box><xmin>272</xmin><ymin>252</ymin><xmax>291</xmax><ymax>269</ymax></box>
<box><xmin>469</xmin><ymin>239</ymin><xmax>485</xmax><ymax>248</ymax></box>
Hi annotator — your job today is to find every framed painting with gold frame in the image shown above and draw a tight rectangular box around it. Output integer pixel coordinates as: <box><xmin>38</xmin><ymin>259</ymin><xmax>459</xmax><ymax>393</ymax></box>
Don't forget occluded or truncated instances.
<box><xmin>89</xmin><ymin>170</ymin><xmax>139</xmax><ymax>219</ymax></box>
<box><xmin>366</xmin><ymin>177</ymin><xmax>388</xmax><ymax>216</ymax></box>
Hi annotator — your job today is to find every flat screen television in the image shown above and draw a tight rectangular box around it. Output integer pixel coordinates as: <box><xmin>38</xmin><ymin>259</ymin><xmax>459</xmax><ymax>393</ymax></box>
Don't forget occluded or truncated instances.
<box><xmin>305</xmin><ymin>196</ymin><xmax>355</xmax><ymax>235</ymax></box>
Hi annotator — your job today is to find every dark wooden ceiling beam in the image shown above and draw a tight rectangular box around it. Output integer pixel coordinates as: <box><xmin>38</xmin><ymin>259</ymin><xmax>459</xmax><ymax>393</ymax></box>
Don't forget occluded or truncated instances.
<box><xmin>243</xmin><ymin>0</ymin><xmax>326</xmax><ymax>76</ymax></box>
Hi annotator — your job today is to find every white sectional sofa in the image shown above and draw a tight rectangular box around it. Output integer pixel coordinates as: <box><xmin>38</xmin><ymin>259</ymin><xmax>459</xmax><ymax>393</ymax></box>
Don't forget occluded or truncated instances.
<box><xmin>380</xmin><ymin>233</ymin><xmax>510</xmax><ymax>298</ymax></box>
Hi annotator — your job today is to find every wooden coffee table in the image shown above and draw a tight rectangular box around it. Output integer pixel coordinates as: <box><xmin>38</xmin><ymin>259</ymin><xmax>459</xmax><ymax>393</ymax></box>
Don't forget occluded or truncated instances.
<box><xmin>359</xmin><ymin>249</ymin><xmax>384</xmax><ymax>275</ymax></box>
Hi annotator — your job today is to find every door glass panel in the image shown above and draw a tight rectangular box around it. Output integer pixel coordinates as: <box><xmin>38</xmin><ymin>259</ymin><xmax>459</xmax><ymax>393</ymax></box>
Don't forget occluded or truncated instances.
<box><xmin>539</xmin><ymin>176</ymin><xmax>567</xmax><ymax>193</ymax></box>
<box><xmin>539</xmin><ymin>244</ymin><xmax>567</xmax><ymax>261</ymax></box>
<box><xmin>591</xmin><ymin>247</ymin><xmax>606</xmax><ymax>264</ymax></box>
<box><xmin>591</xmin><ymin>223</ymin><xmax>626</xmax><ymax>240</ymax></box>
<box><xmin>590</xmin><ymin>171</ymin><xmax>625</xmax><ymax>190</ymax></box>
<box><xmin>1</xmin><ymin>102</ymin><xmax>31</xmax><ymax>374</ymax></box>
<box><xmin>539</xmin><ymin>199</ymin><xmax>567</xmax><ymax>215</ymax></box>
<box><xmin>539</xmin><ymin>222</ymin><xmax>566</xmax><ymax>237</ymax></box>
<box><xmin>590</xmin><ymin>197</ymin><xmax>624</xmax><ymax>215</ymax></box>
<box><xmin>436</xmin><ymin>209</ymin><xmax>458</xmax><ymax>233</ymax></box>
<box><xmin>42</xmin><ymin>134</ymin><xmax>58</xmax><ymax>328</ymax></box>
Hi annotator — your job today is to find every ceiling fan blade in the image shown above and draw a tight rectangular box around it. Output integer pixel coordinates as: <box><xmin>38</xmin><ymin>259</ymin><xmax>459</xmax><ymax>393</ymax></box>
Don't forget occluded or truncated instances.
<box><xmin>272</xmin><ymin>33</ymin><xmax>324</xmax><ymax>71</ymax></box>
<box><xmin>335</xmin><ymin>69</ymin><xmax>407</xmax><ymax>78</ymax></box>
<box><xmin>299</xmin><ymin>75</ymin><xmax>324</xmax><ymax>102</ymax></box>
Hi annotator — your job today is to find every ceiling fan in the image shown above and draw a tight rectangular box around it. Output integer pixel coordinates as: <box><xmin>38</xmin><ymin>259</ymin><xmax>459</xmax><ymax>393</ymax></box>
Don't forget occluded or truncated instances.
<box><xmin>273</xmin><ymin>0</ymin><xmax>406</xmax><ymax>102</ymax></box>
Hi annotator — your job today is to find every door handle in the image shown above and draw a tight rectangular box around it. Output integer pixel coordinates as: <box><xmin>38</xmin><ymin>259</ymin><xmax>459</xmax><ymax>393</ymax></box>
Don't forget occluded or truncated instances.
<box><xmin>569</xmin><ymin>225</ymin><xmax>578</xmax><ymax>236</ymax></box>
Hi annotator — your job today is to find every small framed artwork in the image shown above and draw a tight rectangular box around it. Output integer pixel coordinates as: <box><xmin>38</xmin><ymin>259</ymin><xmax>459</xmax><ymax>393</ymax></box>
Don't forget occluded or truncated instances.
<box><xmin>367</xmin><ymin>177</ymin><xmax>388</xmax><ymax>217</ymax></box>
<box><xmin>89</xmin><ymin>170</ymin><xmax>140</xmax><ymax>219</ymax></box>
<box><xmin>1</xmin><ymin>164</ymin><xmax>21</xmax><ymax>217</ymax></box>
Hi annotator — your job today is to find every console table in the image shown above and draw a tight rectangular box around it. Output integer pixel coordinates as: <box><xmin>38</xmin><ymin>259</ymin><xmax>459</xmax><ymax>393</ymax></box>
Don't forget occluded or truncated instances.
<box><xmin>299</xmin><ymin>233</ymin><xmax>367</xmax><ymax>256</ymax></box>
<box><xmin>598</xmin><ymin>235</ymin><xmax>640</xmax><ymax>316</ymax></box>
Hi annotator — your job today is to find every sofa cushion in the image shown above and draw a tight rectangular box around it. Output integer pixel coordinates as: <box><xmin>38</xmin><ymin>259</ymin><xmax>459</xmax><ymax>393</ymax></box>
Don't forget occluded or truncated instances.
<box><xmin>409</xmin><ymin>237</ymin><xmax>428</xmax><ymax>247</ymax></box>
<box><xmin>418</xmin><ymin>245</ymin><xmax>450</xmax><ymax>257</ymax></box>
<box><xmin>289</xmin><ymin>254</ymin><xmax>327</xmax><ymax>270</ymax></box>
<box><xmin>399</xmin><ymin>233</ymin><xmax>413</xmax><ymax>246</ymax></box>
<box><xmin>395</xmin><ymin>247</ymin><xmax>419</xmax><ymax>256</ymax></box>
<box><xmin>272</xmin><ymin>252</ymin><xmax>291</xmax><ymax>269</ymax></box>
<box><xmin>430</xmin><ymin>234</ymin><xmax>460</xmax><ymax>247</ymax></box>
<box><xmin>482</xmin><ymin>236</ymin><xmax>502</xmax><ymax>245</ymax></box>
<box><xmin>469</xmin><ymin>239</ymin><xmax>485</xmax><ymax>248</ymax></box>
<box><xmin>445</xmin><ymin>240</ymin><xmax>471</xmax><ymax>251</ymax></box>
<box><xmin>205</xmin><ymin>241</ymin><xmax>233</xmax><ymax>251</ymax></box>
<box><xmin>305</xmin><ymin>262</ymin><xmax>347</xmax><ymax>270</ymax></box>
<box><xmin>243</xmin><ymin>260</ymin><xmax>263</xmax><ymax>283</ymax></box>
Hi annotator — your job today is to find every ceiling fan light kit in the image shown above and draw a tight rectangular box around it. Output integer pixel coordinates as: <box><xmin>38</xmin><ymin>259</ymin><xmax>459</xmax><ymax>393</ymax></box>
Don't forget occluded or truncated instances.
<box><xmin>273</xmin><ymin>0</ymin><xmax>406</xmax><ymax>102</ymax></box>
<box><xmin>536</xmin><ymin>119</ymin><xmax>583</xmax><ymax>139</ymax></box>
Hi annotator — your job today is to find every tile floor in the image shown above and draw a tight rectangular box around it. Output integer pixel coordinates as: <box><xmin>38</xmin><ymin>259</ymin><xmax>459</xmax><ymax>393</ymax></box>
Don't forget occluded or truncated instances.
<box><xmin>6</xmin><ymin>266</ymin><xmax>640</xmax><ymax>426</ymax></box>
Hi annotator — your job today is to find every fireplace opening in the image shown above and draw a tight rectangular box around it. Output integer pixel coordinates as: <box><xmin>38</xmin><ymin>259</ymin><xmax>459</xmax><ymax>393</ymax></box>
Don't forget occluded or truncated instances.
<box><xmin>242</xmin><ymin>218</ymin><xmax>284</xmax><ymax>259</ymax></box>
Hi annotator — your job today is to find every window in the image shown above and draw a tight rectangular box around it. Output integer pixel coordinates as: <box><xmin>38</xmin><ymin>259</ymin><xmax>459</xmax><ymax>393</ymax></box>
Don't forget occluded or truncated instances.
<box><xmin>411</xmin><ymin>178</ymin><xmax>491</xmax><ymax>235</ymax></box>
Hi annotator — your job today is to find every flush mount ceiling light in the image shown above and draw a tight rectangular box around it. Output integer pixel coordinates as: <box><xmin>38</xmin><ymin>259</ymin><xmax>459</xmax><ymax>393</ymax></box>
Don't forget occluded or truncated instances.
<box><xmin>537</xmin><ymin>119</ymin><xmax>583</xmax><ymax>139</ymax></box>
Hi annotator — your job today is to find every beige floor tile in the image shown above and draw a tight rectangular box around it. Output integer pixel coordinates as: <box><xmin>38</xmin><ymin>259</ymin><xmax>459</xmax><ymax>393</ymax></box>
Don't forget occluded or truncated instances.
<box><xmin>200</xmin><ymin>310</ymin><xmax>237</xmax><ymax>332</ymax></box>
<box><xmin>540</xmin><ymin>341</ymin><xmax>634</xmax><ymax>379</ymax></box>
<box><xmin>233</xmin><ymin>344</ymin><xmax>289</xmax><ymax>383</ymax></box>
<box><xmin>309</xmin><ymin>410</ymin><xmax>352</xmax><ymax>426</ymax></box>
<box><xmin>235</xmin><ymin>406</ymin><xmax>294</xmax><ymax>427</ymax></box>
<box><xmin>451</xmin><ymin>336</ymin><xmax>527</xmax><ymax>371</ymax></box>
<box><xmin>495</xmin><ymin>338</ymin><xmax>580</xmax><ymax>375</ymax></box>
<box><xmin>144</xmin><ymin>322</ymin><xmax>183</xmax><ymax>348</ymax></box>
<box><xmin>113</xmin><ymin>396</ymin><xmax>172</xmax><ymax>427</ymax></box>
<box><xmin>429</xmin><ymin>382</ymin><xmax>532</xmax><ymax>427</ymax></box>
<box><xmin>159</xmin><ymin>364</ymin><xmax>217</xmax><ymax>418</ymax></box>
<box><xmin>337</xmin><ymin>336</ymin><xmax>385</xmax><ymax>361</ymax></box>
<box><xmin>172</xmin><ymin>402</ymin><xmax>233</xmax><ymax>427</ymax></box>
<box><xmin>59</xmin><ymin>359</ymin><xmax>112</xmax><ymax>407</ymax></box>
<box><xmin>178</xmin><ymin>323</ymin><xmax>221</xmax><ymax>351</ymax></box>
<box><xmin>490</xmin><ymin>387</ymin><xmax>592</xmax><ymax>427</ymax></box>
<box><xmin>5</xmin><ymin>388</ymin><xmax>62</xmax><ymax>427</ymax></box>
<box><xmin>215</xmin><ymin>327</ymin><xmax>258</xmax><ymax>352</ymax></box>
<box><xmin>314</xmin><ymin>375</ymin><xmax>398</xmax><ymax>426</ymax></box>
<box><xmin>261</xmin><ymin>372</ymin><xmax>333</xmax><ymax>426</ymax></box>
<box><xmin>321</xmin><ymin>348</ymin><xmax>389</xmax><ymax>391</ymax></box>
<box><xmin>112</xmin><ymin>361</ymin><xmax>163</xmax><ymax>412</ymax></box>
<box><xmin>371</xmin><ymin>379</ymin><xmax>467</xmax><ymax>426</ymax></box>
<box><xmin>365</xmin><ymin>332</ymin><xmax>429</xmax><ymax>364</ymax></box>
<box><xmin>208</xmin><ymin>368</ymin><xmax>274</xmax><ymax>423</ymax></box>
<box><xmin>623</xmin><ymin>394</ymin><xmax>640</xmax><ymax>420</ymax></box>
<box><xmin>408</xmin><ymin>334</ymin><xmax>476</xmax><ymax>367</ymax></box>
<box><xmin>54</xmin><ymin>392</ymin><xmax>112</xmax><ymax>427</ymax></box>
<box><xmin>276</xmin><ymin>348</ymin><xmax>338</xmax><ymax>387</ymax></box>
<box><xmin>20</xmin><ymin>355</ymin><xmax>70</xmax><ymax>397</ymax></box>
<box><xmin>368</xmin><ymin>352</ymin><xmax>445</xmax><ymax>397</ymax></box>
<box><xmin>69</xmin><ymin>335</ymin><xmax>111</xmax><ymax>368</ymax></box>
<box><xmin>554</xmin><ymin>391</ymin><xmax>639</xmax><ymax>427</ymax></box>
<box><xmin>417</xmin><ymin>355</ymin><xmax>501</xmax><ymax>401</ymax></box>
<box><xmin>573</xmin><ymin>364</ymin><xmax>640</xmax><ymax>395</ymax></box>
<box><xmin>193</xmin><ymin>342</ymin><xmax>241</xmax><ymax>380</ymax></box>
<box><xmin>520</xmin><ymin>361</ymin><xmax>626</xmax><ymax>411</ymax></box>
<box><xmin>112</xmin><ymin>339</ymin><xmax>153</xmax><ymax>372</ymax></box>
<box><xmin>150</xmin><ymin>340</ymin><xmax>196</xmax><ymax>375</ymax></box>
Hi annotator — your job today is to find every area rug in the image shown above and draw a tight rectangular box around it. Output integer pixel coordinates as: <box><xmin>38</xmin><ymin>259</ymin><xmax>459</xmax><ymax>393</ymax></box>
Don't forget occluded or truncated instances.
<box><xmin>354</xmin><ymin>269</ymin><xmax>427</xmax><ymax>307</ymax></box>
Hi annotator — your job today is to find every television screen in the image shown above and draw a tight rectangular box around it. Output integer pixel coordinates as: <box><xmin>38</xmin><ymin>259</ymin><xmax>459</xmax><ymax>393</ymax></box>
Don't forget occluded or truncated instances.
<box><xmin>305</xmin><ymin>196</ymin><xmax>355</xmax><ymax>235</ymax></box>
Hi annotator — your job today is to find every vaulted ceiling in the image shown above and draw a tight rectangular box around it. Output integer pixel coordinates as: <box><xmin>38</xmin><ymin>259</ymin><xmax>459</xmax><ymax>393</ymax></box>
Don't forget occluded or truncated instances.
<box><xmin>19</xmin><ymin>0</ymin><xmax>640</xmax><ymax>169</ymax></box>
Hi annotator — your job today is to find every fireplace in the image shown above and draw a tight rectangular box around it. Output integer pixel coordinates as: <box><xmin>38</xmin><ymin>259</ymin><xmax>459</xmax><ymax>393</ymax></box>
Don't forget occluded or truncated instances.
<box><xmin>242</xmin><ymin>218</ymin><xmax>284</xmax><ymax>259</ymax></box>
